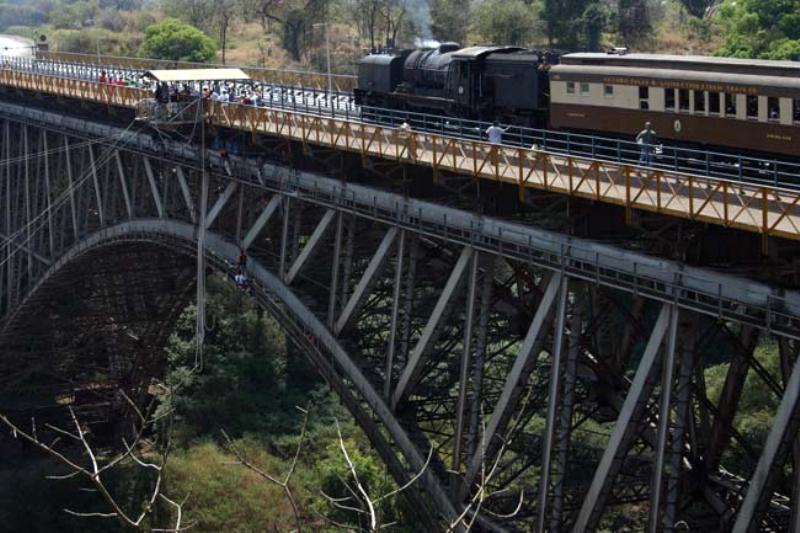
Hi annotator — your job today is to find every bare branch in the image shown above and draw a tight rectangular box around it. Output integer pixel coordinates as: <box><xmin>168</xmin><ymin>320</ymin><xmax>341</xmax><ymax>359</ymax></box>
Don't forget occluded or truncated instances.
<box><xmin>335</xmin><ymin>419</ymin><xmax>377</xmax><ymax>531</ymax></box>
<box><xmin>0</xmin><ymin>382</ymin><xmax>184</xmax><ymax>533</ymax></box>
<box><xmin>374</xmin><ymin>447</ymin><xmax>432</xmax><ymax>504</ymax></box>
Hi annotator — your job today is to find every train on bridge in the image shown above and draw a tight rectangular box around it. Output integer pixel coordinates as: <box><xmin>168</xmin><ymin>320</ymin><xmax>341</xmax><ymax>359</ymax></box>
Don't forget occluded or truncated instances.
<box><xmin>355</xmin><ymin>45</ymin><xmax>800</xmax><ymax>158</ymax></box>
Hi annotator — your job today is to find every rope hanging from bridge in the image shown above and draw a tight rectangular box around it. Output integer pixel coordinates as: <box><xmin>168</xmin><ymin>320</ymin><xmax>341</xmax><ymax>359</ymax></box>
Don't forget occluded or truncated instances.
<box><xmin>193</xmin><ymin>106</ymin><xmax>209</xmax><ymax>372</ymax></box>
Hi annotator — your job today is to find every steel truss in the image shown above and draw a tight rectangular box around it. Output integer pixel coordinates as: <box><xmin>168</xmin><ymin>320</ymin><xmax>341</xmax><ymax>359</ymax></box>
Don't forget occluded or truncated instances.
<box><xmin>1</xmin><ymin>112</ymin><xmax>800</xmax><ymax>532</ymax></box>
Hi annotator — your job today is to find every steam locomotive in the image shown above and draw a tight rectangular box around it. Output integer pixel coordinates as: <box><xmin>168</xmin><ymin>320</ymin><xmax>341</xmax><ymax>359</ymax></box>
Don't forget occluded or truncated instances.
<box><xmin>355</xmin><ymin>44</ymin><xmax>800</xmax><ymax>158</ymax></box>
<box><xmin>355</xmin><ymin>43</ymin><xmax>555</xmax><ymax>126</ymax></box>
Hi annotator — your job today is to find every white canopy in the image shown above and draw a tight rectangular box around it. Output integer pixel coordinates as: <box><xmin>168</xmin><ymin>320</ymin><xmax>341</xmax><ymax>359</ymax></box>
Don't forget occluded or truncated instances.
<box><xmin>144</xmin><ymin>68</ymin><xmax>250</xmax><ymax>82</ymax></box>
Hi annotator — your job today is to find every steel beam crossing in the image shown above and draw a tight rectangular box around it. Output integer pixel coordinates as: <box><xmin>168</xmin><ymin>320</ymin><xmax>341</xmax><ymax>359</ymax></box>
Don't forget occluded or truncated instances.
<box><xmin>0</xmin><ymin>104</ymin><xmax>800</xmax><ymax>532</ymax></box>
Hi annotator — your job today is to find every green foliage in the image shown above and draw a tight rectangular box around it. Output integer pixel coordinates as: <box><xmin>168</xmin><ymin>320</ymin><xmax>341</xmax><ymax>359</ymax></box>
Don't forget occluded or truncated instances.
<box><xmin>705</xmin><ymin>338</ymin><xmax>782</xmax><ymax>465</ymax></box>
<box><xmin>165</xmin><ymin>440</ymin><xmax>300</xmax><ymax>532</ymax></box>
<box><xmin>161</xmin><ymin>276</ymin><xmax>343</xmax><ymax>442</ymax></box>
<box><xmin>0</xmin><ymin>4</ymin><xmax>47</xmax><ymax>30</ymax></box>
<box><xmin>430</xmin><ymin>0</ymin><xmax>471</xmax><ymax>44</ymax></box>
<box><xmin>717</xmin><ymin>0</ymin><xmax>800</xmax><ymax>59</ymax></box>
<box><xmin>616</xmin><ymin>0</ymin><xmax>651</xmax><ymax>46</ymax></box>
<box><xmin>50</xmin><ymin>27</ymin><xmax>140</xmax><ymax>55</ymax></box>
<box><xmin>138</xmin><ymin>17</ymin><xmax>216</xmax><ymax>62</ymax></box>
<box><xmin>474</xmin><ymin>0</ymin><xmax>541</xmax><ymax>46</ymax></box>
<box><xmin>542</xmin><ymin>0</ymin><xmax>609</xmax><ymax>50</ymax></box>
<box><xmin>48</xmin><ymin>0</ymin><xmax>95</xmax><ymax>30</ymax></box>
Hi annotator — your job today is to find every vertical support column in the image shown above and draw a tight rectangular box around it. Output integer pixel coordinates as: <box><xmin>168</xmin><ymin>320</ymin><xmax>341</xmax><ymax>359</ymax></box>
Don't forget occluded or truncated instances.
<box><xmin>663</xmin><ymin>320</ymin><xmax>696</xmax><ymax>532</ymax></box>
<box><xmin>114</xmin><ymin>151</ymin><xmax>133</xmax><ymax>219</ymax></box>
<box><xmin>397</xmin><ymin>234</ymin><xmax>418</xmax><ymax>366</ymax></box>
<box><xmin>22</xmin><ymin>124</ymin><xmax>32</xmax><ymax>282</ymax></box>
<box><xmin>88</xmin><ymin>144</ymin><xmax>104</xmax><ymax>226</ymax></box>
<box><xmin>384</xmin><ymin>229</ymin><xmax>406</xmax><ymax>400</ymax></box>
<box><xmin>733</xmin><ymin>335</ymin><xmax>800</xmax><ymax>533</ymax></box>
<box><xmin>63</xmin><ymin>136</ymin><xmax>79</xmax><ymax>240</ymax></box>
<box><xmin>4</xmin><ymin>120</ymin><xmax>13</xmax><ymax>310</ymax></box>
<box><xmin>537</xmin><ymin>275</ymin><xmax>569</xmax><ymax>533</ymax></box>
<box><xmin>780</xmin><ymin>339</ymin><xmax>800</xmax><ymax>533</ymax></box>
<box><xmin>0</xmin><ymin>121</ymin><xmax>6</xmax><ymax>313</ymax></box>
<box><xmin>549</xmin><ymin>286</ymin><xmax>584</xmax><ymax>532</ymax></box>
<box><xmin>647</xmin><ymin>304</ymin><xmax>680</xmax><ymax>533</ymax></box>
<box><xmin>327</xmin><ymin>212</ymin><xmax>344</xmax><ymax>329</ymax></box>
<box><xmin>572</xmin><ymin>303</ymin><xmax>672</xmax><ymax>533</ymax></box>
<box><xmin>42</xmin><ymin>131</ymin><xmax>54</xmax><ymax>258</ymax></box>
<box><xmin>453</xmin><ymin>251</ymin><xmax>480</xmax><ymax>470</ymax></box>
<box><xmin>234</xmin><ymin>185</ymin><xmax>245</xmax><ymax>244</ymax></box>
<box><xmin>467</xmin><ymin>257</ymin><xmax>494</xmax><ymax>461</ymax></box>
<box><xmin>340</xmin><ymin>213</ymin><xmax>356</xmax><ymax>307</ymax></box>
<box><xmin>278</xmin><ymin>196</ymin><xmax>291</xmax><ymax>282</ymax></box>
<box><xmin>195</xmin><ymin>163</ymin><xmax>210</xmax><ymax>368</ymax></box>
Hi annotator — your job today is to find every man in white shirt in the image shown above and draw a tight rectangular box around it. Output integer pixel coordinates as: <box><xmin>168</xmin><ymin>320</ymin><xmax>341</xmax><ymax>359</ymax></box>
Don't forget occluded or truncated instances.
<box><xmin>486</xmin><ymin>121</ymin><xmax>508</xmax><ymax>145</ymax></box>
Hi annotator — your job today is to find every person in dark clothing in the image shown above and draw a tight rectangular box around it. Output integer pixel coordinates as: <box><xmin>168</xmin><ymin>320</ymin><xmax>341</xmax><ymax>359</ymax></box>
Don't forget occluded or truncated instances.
<box><xmin>636</xmin><ymin>122</ymin><xmax>657</xmax><ymax>167</ymax></box>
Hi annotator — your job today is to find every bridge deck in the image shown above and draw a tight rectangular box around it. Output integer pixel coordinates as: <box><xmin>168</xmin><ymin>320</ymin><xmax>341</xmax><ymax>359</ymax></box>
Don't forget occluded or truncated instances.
<box><xmin>2</xmin><ymin>68</ymin><xmax>799</xmax><ymax>244</ymax></box>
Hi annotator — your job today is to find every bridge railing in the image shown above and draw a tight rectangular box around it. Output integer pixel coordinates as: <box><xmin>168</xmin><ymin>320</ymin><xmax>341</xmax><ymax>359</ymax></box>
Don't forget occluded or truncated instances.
<box><xmin>2</xmin><ymin>67</ymin><xmax>799</xmax><ymax>244</ymax></box>
<box><xmin>34</xmin><ymin>50</ymin><xmax>358</xmax><ymax>91</ymax></box>
<box><xmin>207</xmin><ymin>100</ymin><xmax>800</xmax><ymax>243</ymax></box>
<box><xmin>9</xmin><ymin>54</ymin><xmax>800</xmax><ymax>189</ymax></box>
<box><xmin>0</xmin><ymin>68</ymin><xmax>145</xmax><ymax>107</ymax></box>
<box><xmin>362</xmin><ymin>106</ymin><xmax>800</xmax><ymax>189</ymax></box>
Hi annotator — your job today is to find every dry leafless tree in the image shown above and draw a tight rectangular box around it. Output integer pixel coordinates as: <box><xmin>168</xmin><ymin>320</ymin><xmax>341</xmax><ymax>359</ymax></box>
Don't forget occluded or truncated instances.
<box><xmin>0</xmin><ymin>385</ymin><xmax>187</xmax><ymax>532</ymax></box>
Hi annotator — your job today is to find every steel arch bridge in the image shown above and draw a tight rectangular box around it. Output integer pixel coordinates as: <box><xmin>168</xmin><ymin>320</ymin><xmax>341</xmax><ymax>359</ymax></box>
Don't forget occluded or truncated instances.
<box><xmin>2</xmin><ymin>101</ymin><xmax>800</xmax><ymax>532</ymax></box>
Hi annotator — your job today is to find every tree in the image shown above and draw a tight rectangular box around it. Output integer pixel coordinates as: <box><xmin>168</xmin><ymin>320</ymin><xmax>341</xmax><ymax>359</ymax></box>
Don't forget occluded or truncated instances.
<box><xmin>677</xmin><ymin>0</ymin><xmax>720</xmax><ymax>18</ymax></box>
<box><xmin>242</xmin><ymin>0</ymin><xmax>329</xmax><ymax>62</ymax></box>
<box><xmin>616</xmin><ymin>0</ymin><xmax>650</xmax><ymax>46</ymax></box>
<box><xmin>430</xmin><ymin>0</ymin><xmax>471</xmax><ymax>44</ymax></box>
<box><xmin>138</xmin><ymin>17</ymin><xmax>217</xmax><ymax>62</ymax></box>
<box><xmin>717</xmin><ymin>0</ymin><xmax>800</xmax><ymax>59</ymax></box>
<box><xmin>213</xmin><ymin>0</ymin><xmax>236</xmax><ymax>63</ymax></box>
<box><xmin>474</xmin><ymin>0</ymin><xmax>540</xmax><ymax>46</ymax></box>
<box><xmin>353</xmin><ymin>0</ymin><xmax>384</xmax><ymax>50</ymax></box>
<box><xmin>161</xmin><ymin>0</ymin><xmax>215</xmax><ymax>34</ymax></box>
<box><xmin>542</xmin><ymin>0</ymin><xmax>607</xmax><ymax>50</ymax></box>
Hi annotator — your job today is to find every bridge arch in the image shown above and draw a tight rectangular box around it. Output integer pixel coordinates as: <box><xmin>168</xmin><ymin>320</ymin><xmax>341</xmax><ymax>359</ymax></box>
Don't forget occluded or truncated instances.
<box><xmin>0</xmin><ymin>218</ymin><xmax>458</xmax><ymax>527</ymax></box>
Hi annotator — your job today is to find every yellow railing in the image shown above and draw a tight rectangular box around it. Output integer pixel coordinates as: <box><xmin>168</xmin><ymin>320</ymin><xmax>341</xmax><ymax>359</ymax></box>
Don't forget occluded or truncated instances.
<box><xmin>4</xmin><ymin>69</ymin><xmax>799</xmax><ymax>245</ymax></box>
<box><xmin>35</xmin><ymin>51</ymin><xmax>358</xmax><ymax>92</ymax></box>
<box><xmin>208</xmin><ymin>102</ymin><xmax>800</xmax><ymax>245</ymax></box>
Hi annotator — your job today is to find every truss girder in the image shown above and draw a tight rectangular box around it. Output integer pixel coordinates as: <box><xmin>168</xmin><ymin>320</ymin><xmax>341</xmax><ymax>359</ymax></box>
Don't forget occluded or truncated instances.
<box><xmin>0</xmin><ymin>114</ymin><xmax>799</xmax><ymax>531</ymax></box>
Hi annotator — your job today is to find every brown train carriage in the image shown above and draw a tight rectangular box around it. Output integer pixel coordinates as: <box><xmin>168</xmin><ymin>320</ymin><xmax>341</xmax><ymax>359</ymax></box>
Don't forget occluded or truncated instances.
<box><xmin>548</xmin><ymin>53</ymin><xmax>800</xmax><ymax>158</ymax></box>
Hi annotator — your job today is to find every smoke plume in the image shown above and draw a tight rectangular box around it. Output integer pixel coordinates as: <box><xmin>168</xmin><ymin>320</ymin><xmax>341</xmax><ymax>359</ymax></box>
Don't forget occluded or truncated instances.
<box><xmin>404</xmin><ymin>0</ymin><xmax>433</xmax><ymax>40</ymax></box>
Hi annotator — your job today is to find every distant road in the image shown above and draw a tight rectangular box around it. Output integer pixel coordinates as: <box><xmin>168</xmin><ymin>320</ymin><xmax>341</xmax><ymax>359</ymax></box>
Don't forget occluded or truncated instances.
<box><xmin>0</xmin><ymin>35</ymin><xmax>33</xmax><ymax>58</ymax></box>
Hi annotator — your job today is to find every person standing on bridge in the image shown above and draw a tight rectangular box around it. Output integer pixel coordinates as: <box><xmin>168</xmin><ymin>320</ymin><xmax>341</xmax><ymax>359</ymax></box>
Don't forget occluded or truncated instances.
<box><xmin>636</xmin><ymin>121</ymin><xmax>657</xmax><ymax>167</ymax></box>
<box><xmin>486</xmin><ymin>121</ymin><xmax>509</xmax><ymax>145</ymax></box>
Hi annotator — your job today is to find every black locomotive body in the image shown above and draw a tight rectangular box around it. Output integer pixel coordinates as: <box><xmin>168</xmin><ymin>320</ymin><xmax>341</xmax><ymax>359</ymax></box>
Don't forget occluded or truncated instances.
<box><xmin>355</xmin><ymin>43</ymin><xmax>553</xmax><ymax>126</ymax></box>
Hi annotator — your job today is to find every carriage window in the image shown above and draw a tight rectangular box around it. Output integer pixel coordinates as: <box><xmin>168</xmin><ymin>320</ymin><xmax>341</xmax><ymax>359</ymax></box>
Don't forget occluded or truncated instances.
<box><xmin>794</xmin><ymin>99</ymin><xmax>800</xmax><ymax>123</ymax></box>
<box><xmin>604</xmin><ymin>84</ymin><xmax>614</xmax><ymax>96</ymax></box>
<box><xmin>580</xmin><ymin>82</ymin><xmax>590</xmax><ymax>95</ymax></box>
<box><xmin>566</xmin><ymin>82</ymin><xmax>575</xmax><ymax>94</ymax></box>
<box><xmin>709</xmin><ymin>92</ymin><xmax>720</xmax><ymax>114</ymax></box>
<box><xmin>639</xmin><ymin>86</ymin><xmax>649</xmax><ymax>110</ymax></box>
<box><xmin>767</xmin><ymin>97</ymin><xmax>779</xmax><ymax>121</ymax></box>
<box><xmin>694</xmin><ymin>90</ymin><xmax>705</xmax><ymax>113</ymax></box>
<box><xmin>725</xmin><ymin>93</ymin><xmax>737</xmax><ymax>116</ymax></box>
<box><xmin>746</xmin><ymin>95</ymin><xmax>758</xmax><ymax>119</ymax></box>
<box><xmin>665</xmin><ymin>89</ymin><xmax>675</xmax><ymax>110</ymax></box>
<box><xmin>679</xmin><ymin>89</ymin><xmax>690</xmax><ymax>111</ymax></box>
